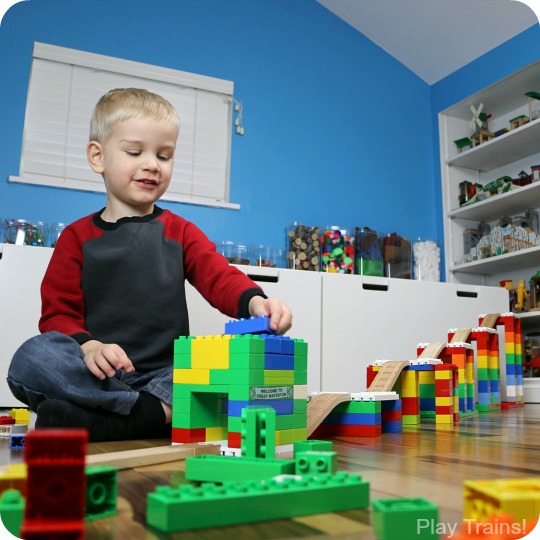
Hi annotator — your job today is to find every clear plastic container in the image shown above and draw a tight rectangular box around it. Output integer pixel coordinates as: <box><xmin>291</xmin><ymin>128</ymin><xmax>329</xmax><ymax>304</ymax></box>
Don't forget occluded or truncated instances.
<box><xmin>463</xmin><ymin>228</ymin><xmax>481</xmax><ymax>256</ymax></box>
<box><xmin>250</xmin><ymin>245</ymin><xmax>285</xmax><ymax>268</ymax></box>
<box><xmin>525</xmin><ymin>208</ymin><xmax>539</xmax><ymax>233</ymax></box>
<box><xmin>49</xmin><ymin>222</ymin><xmax>66</xmax><ymax>247</ymax></box>
<box><xmin>217</xmin><ymin>241</ymin><xmax>250</xmax><ymax>265</ymax></box>
<box><xmin>286</xmin><ymin>222</ymin><xmax>321</xmax><ymax>271</ymax></box>
<box><xmin>383</xmin><ymin>233</ymin><xmax>411</xmax><ymax>279</ymax></box>
<box><xmin>413</xmin><ymin>238</ymin><xmax>440</xmax><ymax>281</ymax></box>
<box><xmin>3</xmin><ymin>218</ymin><xmax>46</xmax><ymax>246</ymax></box>
<box><xmin>321</xmin><ymin>226</ymin><xmax>354</xmax><ymax>274</ymax></box>
<box><xmin>353</xmin><ymin>227</ymin><xmax>383</xmax><ymax>276</ymax></box>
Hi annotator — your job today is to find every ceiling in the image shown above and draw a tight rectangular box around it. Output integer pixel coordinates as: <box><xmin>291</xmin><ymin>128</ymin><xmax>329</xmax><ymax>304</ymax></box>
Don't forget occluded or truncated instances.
<box><xmin>316</xmin><ymin>0</ymin><xmax>539</xmax><ymax>84</ymax></box>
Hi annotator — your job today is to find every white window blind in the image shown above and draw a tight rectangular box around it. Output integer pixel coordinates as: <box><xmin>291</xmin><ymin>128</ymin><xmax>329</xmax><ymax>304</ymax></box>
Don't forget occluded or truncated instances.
<box><xmin>10</xmin><ymin>42</ymin><xmax>240</xmax><ymax>209</ymax></box>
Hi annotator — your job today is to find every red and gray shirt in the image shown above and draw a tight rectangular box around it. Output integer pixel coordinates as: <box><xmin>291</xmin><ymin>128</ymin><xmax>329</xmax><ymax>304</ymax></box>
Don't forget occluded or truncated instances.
<box><xmin>39</xmin><ymin>206</ymin><xmax>265</xmax><ymax>371</ymax></box>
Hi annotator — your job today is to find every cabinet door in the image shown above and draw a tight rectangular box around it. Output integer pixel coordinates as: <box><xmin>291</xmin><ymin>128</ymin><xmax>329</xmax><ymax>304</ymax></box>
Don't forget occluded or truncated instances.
<box><xmin>0</xmin><ymin>245</ymin><xmax>53</xmax><ymax>406</ymax></box>
<box><xmin>321</xmin><ymin>274</ymin><xmax>509</xmax><ymax>393</ymax></box>
<box><xmin>186</xmin><ymin>265</ymin><xmax>322</xmax><ymax>393</ymax></box>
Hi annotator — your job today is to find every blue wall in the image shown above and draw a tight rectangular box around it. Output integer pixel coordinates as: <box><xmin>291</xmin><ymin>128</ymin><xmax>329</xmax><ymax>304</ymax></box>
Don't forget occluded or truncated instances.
<box><xmin>1</xmin><ymin>0</ymin><xmax>538</xmax><ymax>264</ymax></box>
<box><xmin>0</xmin><ymin>0</ymin><xmax>432</xmax><ymax>251</ymax></box>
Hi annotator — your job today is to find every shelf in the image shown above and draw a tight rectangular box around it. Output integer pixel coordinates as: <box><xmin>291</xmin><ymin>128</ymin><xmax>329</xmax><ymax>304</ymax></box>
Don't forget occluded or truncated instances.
<box><xmin>449</xmin><ymin>245</ymin><xmax>540</xmax><ymax>276</ymax></box>
<box><xmin>518</xmin><ymin>310</ymin><xmax>540</xmax><ymax>321</ymax></box>
<box><xmin>446</xmin><ymin>118</ymin><xmax>540</xmax><ymax>172</ymax></box>
<box><xmin>448</xmin><ymin>181</ymin><xmax>540</xmax><ymax>222</ymax></box>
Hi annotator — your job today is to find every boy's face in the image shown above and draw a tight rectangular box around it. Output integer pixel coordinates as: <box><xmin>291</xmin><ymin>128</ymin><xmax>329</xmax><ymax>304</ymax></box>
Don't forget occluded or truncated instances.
<box><xmin>87</xmin><ymin>116</ymin><xmax>178</xmax><ymax>218</ymax></box>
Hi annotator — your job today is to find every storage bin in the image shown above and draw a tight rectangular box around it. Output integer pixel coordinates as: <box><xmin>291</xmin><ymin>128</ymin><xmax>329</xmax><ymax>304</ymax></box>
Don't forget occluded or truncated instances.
<box><xmin>321</xmin><ymin>226</ymin><xmax>354</xmax><ymax>274</ymax></box>
<box><xmin>413</xmin><ymin>238</ymin><xmax>440</xmax><ymax>281</ymax></box>
<box><xmin>353</xmin><ymin>227</ymin><xmax>383</xmax><ymax>276</ymax></box>
<box><xmin>383</xmin><ymin>233</ymin><xmax>411</xmax><ymax>279</ymax></box>
<box><xmin>286</xmin><ymin>222</ymin><xmax>321</xmax><ymax>271</ymax></box>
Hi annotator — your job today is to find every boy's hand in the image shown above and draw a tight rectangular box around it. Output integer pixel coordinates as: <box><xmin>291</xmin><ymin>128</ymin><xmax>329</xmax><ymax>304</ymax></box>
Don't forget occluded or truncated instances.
<box><xmin>81</xmin><ymin>340</ymin><xmax>135</xmax><ymax>380</ymax></box>
<box><xmin>248</xmin><ymin>297</ymin><xmax>292</xmax><ymax>335</ymax></box>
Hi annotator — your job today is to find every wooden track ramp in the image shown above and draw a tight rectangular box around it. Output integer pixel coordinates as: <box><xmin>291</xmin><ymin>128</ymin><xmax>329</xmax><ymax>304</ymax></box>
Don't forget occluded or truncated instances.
<box><xmin>366</xmin><ymin>360</ymin><xmax>411</xmax><ymax>392</ymax></box>
<box><xmin>418</xmin><ymin>342</ymin><xmax>446</xmax><ymax>359</ymax></box>
<box><xmin>450</xmin><ymin>328</ymin><xmax>472</xmax><ymax>343</ymax></box>
<box><xmin>306</xmin><ymin>392</ymin><xmax>351</xmax><ymax>438</ymax></box>
<box><xmin>480</xmin><ymin>313</ymin><xmax>500</xmax><ymax>329</ymax></box>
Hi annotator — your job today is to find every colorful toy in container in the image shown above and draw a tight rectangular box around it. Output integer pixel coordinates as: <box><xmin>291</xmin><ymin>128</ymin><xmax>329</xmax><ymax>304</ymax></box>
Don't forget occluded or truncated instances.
<box><xmin>383</xmin><ymin>233</ymin><xmax>411</xmax><ymax>279</ymax></box>
<box><xmin>321</xmin><ymin>226</ymin><xmax>354</xmax><ymax>274</ymax></box>
<box><xmin>353</xmin><ymin>227</ymin><xmax>383</xmax><ymax>276</ymax></box>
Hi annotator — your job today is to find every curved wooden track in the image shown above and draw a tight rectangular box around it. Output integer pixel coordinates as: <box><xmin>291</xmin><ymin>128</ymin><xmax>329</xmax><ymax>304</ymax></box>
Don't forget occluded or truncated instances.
<box><xmin>418</xmin><ymin>342</ymin><xmax>446</xmax><ymax>359</ymax></box>
<box><xmin>306</xmin><ymin>393</ymin><xmax>351</xmax><ymax>437</ymax></box>
<box><xmin>366</xmin><ymin>360</ymin><xmax>410</xmax><ymax>392</ymax></box>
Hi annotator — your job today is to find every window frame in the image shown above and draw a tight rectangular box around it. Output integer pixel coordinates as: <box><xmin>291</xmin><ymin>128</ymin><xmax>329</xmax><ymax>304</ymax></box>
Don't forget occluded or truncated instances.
<box><xmin>9</xmin><ymin>42</ymin><xmax>240</xmax><ymax>210</ymax></box>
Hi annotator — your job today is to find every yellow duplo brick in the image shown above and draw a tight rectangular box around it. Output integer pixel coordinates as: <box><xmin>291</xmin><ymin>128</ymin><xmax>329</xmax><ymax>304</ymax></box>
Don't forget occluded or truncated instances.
<box><xmin>435</xmin><ymin>414</ymin><xmax>453</xmax><ymax>424</ymax></box>
<box><xmin>419</xmin><ymin>372</ymin><xmax>434</xmax><ymax>384</ymax></box>
<box><xmin>264</xmin><ymin>371</ymin><xmax>294</xmax><ymax>385</ymax></box>
<box><xmin>173</xmin><ymin>368</ymin><xmax>210</xmax><ymax>385</ymax></box>
<box><xmin>435</xmin><ymin>396</ymin><xmax>453</xmax><ymax>407</ymax></box>
<box><xmin>276</xmin><ymin>429</ymin><xmax>296</xmax><ymax>445</ymax></box>
<box><xmin>435</xmin><ymin>371</ymin><xmax>452</xmax><ymax>380</ymax></box>
<box><xmin>401</xmin><ymin>387</ymin><xmax>418</xmax><ymax>398</ymax></box>
<box><xmin>205</xmin><ymin>426</ymin><xmax>226</xmax><ymax>442</ymax></box>
<box><xmin>9</xmin><ymin>408</ymin><xmax>30</xmax><ymax>425</ymax></box>
<box><xmin>191</xmin><ymin>335</ymin><xmax>231</xmax><ymax>369</ymax></box>
<box><xmin>464</xmin><ymin>478</ymin><xmax>540</xmax><ymax>522</ymax></box>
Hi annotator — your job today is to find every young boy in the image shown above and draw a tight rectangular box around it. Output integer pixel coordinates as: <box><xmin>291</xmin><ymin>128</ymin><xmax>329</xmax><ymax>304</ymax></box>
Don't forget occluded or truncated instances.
<box><xmin>7</xmin><ymin>88</ymin><xmax>292</xmax><ymax>442</ymax></box>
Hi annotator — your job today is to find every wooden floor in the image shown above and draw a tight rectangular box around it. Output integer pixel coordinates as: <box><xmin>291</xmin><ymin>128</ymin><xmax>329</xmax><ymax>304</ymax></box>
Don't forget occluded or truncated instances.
<box><xmin>1</xmin><ymin>404</ymin><xmax>539</xmax><ymax>539</ymax></box>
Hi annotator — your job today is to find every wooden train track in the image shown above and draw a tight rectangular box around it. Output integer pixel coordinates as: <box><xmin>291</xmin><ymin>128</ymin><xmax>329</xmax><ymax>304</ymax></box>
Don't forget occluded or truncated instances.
<box><xmin>306</xmin><ymin>393</ymin><xmax>351</xmax><ymax>438</ymax></box>
<box><xmin>450</xmin><ymin>328</ymin><xmax>472</xmax><ymax>343</ymax></box>
<box><xmin>480</xmin><ymin>313</ymin><xmax>499</xmax><ymax>329</ymax></box>
<box><xmin>366</xmin><ymin>360</ymin><xmax>410</xmax><ymax>392</ymax></box>
<box><xmin>418</xmin><ymin>342</ymin><xmax>447</xmax><ymax>359</ymax></box>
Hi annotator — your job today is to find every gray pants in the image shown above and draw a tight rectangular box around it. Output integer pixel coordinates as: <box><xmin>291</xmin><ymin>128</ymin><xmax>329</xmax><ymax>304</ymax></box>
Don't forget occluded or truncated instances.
<box><xmin>7</xmin><ymin>331</ymin><xmax>173</xmax><ymax>414</ymax></box>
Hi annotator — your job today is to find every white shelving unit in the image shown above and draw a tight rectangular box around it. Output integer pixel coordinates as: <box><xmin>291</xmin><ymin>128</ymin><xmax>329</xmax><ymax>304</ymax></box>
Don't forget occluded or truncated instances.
<box><xmin>520</xmin><ymin>310</ymin><xmax>540</xmax><ymax>403</ymax></box>
<box><xmin>439</xmin><ymin>59</ymin><xmax>540</xmax><ymax>288</ymax></box>
<box><xmin>439</xmin><ymin>60</ymin><xmax>540</xmax><ymax>403</ymax></box>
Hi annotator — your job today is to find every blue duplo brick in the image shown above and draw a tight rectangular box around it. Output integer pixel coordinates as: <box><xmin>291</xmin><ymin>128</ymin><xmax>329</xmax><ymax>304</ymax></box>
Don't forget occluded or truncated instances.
<box><xmin>228</xmin><ymin>399</ymin><xmax>294</xmax><ymax>416</ymax></box>
<box><xmin>264</xmin><ymin>354</ymin><xmax>295</xmax><ymax>370</ymax></box>
<box><xmin>325</xmin><ymin>412</ymin><xmax>381</xmax><ymax>426</ymax></box>
<box><xmin>260</xmin><ymin>335</ymin><xmax>295</xmax><ymax>355</ymax></box>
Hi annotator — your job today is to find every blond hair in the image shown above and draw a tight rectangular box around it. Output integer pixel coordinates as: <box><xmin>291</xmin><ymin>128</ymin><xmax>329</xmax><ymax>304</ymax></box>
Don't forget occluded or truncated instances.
<box><xmin>89</xmin><ymin>88</ymin><xmax>179</xmax><ymax>143</ymax></box>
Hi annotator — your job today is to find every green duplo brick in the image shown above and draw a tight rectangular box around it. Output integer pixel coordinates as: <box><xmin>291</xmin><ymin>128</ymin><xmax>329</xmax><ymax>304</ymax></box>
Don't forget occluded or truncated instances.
<box><xmin>147</xmin><ymin>472</ymin><xmax>369</xmax><ymax>532</ymax></box>
<box><xmin>294</xmin><ymin>399</ymin><xmax>307</xmax><ymax>414</ymax></box>
<box><xmin>229</xmin><ymin>334</ymin><xmax>265</xmax><ymax>354</ymax></box>
<box><xmin>294</xmin><ymin>440</ymin><xmax>333</xmax><ymax>454</ymax></box>
<box><xmin>228</xmin><ymin>385</ymin><xmax>251</xmax><ymax>400</ymax></box>
<box><xmin>174</xmin><ymin>336</ymin><xmax>194</xmax><ymax>355</ymax></box>
<box><xmin>419</xmin><ymin>385</ymin><xmax>435</xmax><ymax>398</ymax></box>
<box><xmin>372</xmin><ymin>497</ymin><xmax>438</xmax><ymax>540</ymax></box>
<box><xmin>173</xmin><ymin>353</ymin><xmax>191</xmax><ymax>369</ymax></box>
<box><xmin>477</xmin><ymin>367</ymin><xmax>489</xmax><ymax>380</ymax></box>
<box><xmin>294</xmin><ymin>356</ymin><xmax>308</xmax><ymax>371</ymax></box>
<box><xmin>85</xmin><ymin>466</ymin><xmax>117</xmax><ymax>521</ymax></box>
<box><xmin>229</xmin><ymin>353</ymin><xmax>265</xmax><ymax>370</ymax></box>
<box><xmin>293</xmin><ymin>339</ymin><xmax>308</xmax><ymax>358</ymax></box>
<box><xmin>0</xmin><ymin>489</ymin><xmax>24</xmax><ymax>538</ymax></box>
<box><xmin>185</xmin><ymin>455</ymin><xmax>296</xmax><ymax>483</ymax></box>
<box><xmin>294</xmin><ymin>371</ymin><xmax>307</xmax><ymax>385</ymax></box>
<box><xmin>335</xmin><ymin>401</ymin><xmax>380</xmax><ymax>414</ymax></box>
<box><xmin>275</xmin><ymin>414</ymin><xmax>294</xmax><ymax>430</ymax></box>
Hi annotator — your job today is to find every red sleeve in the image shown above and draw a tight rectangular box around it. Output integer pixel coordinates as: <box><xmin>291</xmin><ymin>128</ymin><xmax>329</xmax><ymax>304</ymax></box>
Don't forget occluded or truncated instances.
<box><xmin>168</xmin><ymin>215</ymin><xmax>265</xmax><ymax>319</ymax></box>
<box><xmin>39</xmin><ymin>218</ymin><xmax>99</xmax><ymax>339</ymax></box>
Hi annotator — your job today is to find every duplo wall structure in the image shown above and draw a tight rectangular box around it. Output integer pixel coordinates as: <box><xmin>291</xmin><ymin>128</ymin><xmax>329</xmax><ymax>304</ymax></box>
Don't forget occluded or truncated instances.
<box><xmin>172</xmin><ymin>333</ymin><xmax>308</xmax><ymax>448</ymax></box>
